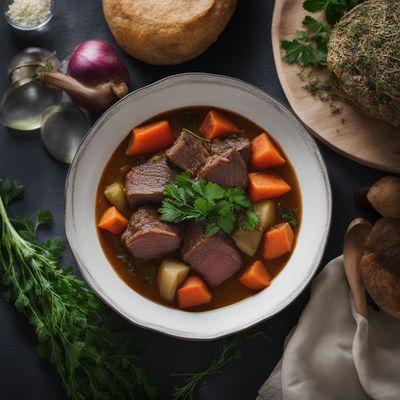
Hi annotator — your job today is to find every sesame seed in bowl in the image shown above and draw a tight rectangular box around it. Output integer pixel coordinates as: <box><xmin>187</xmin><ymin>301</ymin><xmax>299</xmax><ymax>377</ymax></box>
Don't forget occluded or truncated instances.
<box><xmin>1</xmin><ymin>0</ymin><xmax>56</xmax><ymax>31</ymax></box>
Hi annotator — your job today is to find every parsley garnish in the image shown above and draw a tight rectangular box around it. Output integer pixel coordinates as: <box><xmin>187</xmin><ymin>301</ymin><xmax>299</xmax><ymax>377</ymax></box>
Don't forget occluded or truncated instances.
<box><xmin>159</xmin><ymin>173</ymin><xmax>259</xmax><ymax>236</ymax></box>
<box><xmin>0</xmin><ymin>180</ymin><xmax>157</xmax><ymax>400</ymax></box>
<box><xmin>281</xmin><ymin>0</ymin><xmax>366</xmax><ymax>67</ymax></box>
<box><xmin>281</xmin><ymin>16</ymin><xmax>329</xmax><ymax>67</ymax></box>
<box><xmin>277</xmin><ymin>203</ymin><xmax>299</xmax><ymax>228</ymax></box>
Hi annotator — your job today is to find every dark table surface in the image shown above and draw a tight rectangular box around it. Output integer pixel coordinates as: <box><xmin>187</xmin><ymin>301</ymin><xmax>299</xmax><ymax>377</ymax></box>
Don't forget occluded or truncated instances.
<box><xmin>0</xmin><ymin>1</ymin><xmax>385</xmax><ymax>399</ymax></box>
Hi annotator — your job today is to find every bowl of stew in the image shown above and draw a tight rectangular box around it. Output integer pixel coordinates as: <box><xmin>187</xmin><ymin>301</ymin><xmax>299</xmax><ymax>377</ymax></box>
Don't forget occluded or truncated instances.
<box><xmin>65</xmin><ymin>73</ymin><xmax>331</xmax><ymax>339</ymax></box>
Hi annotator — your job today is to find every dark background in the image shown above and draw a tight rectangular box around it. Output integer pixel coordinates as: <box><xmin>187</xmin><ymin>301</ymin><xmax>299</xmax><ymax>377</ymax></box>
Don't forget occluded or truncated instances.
<box><xmin>0</xmin><ymin>1</ymin><xmax>384</xmax><ymax>399</ymax></box>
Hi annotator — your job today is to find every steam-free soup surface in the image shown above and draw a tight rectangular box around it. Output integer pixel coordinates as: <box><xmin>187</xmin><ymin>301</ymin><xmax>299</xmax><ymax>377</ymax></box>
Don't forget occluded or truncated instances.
<box><xmin>96</xmin><ymin>107</ymin><xmax>301</xmax><ymax>311</ymax></box>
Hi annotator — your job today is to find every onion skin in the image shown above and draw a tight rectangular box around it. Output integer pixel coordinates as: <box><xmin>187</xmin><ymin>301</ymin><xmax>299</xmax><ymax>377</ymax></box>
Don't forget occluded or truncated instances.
<box><xmin>38</xmin><ymin>40</ymin><xmax>130</xmax><ymax>111</ymax></box>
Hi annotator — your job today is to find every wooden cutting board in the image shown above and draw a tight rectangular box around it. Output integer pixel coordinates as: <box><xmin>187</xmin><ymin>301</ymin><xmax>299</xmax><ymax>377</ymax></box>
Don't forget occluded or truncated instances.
<box><xmin>271</xmin><ymin>0</ymin><xmax>400</xmax><ymax>173</ymax></box>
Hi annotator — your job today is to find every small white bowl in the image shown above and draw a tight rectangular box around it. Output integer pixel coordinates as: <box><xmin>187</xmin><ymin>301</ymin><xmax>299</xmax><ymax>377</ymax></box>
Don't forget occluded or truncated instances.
<box><xmin>65</xmin><ymin>73</ymin><xmax>332</xmax><ymax>340</ymax></box>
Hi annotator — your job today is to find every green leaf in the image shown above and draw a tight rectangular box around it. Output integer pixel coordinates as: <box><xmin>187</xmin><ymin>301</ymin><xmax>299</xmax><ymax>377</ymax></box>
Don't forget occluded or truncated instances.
<box><xmin>281</xmin><ymin>39</ymin><xmax>316</xmax><ymax>66</ymax></box>
<box><xmin>303</xmin><ymin>16</ymin><xmax>328</xmax><ymax>33</ymax></box>
<box><xmin>0</xmin><ymin>179</ymin><xmax>24</xmax><ymax>206</ymax></box>
<box><xmin>242</xmin><ymin>210</ymin><xmax>260</xmax><ymax>231</ymax></box>
<box><xmin>278</xmin><ymin>203</ymin><xmax>299</xmax><ymax>228</ymax></box>
<box><xmin>41</xmin><ymin>237</ymin><xmax>65</xmax><ymax>258</ymax></box>
<box><xmin>36</xmin><ymin>209</ymin><xmax>53</xmax><ymax>230</ymax></box>
<box><xmin>303</xmin><ymin>0</ymin><xmax>331</xmax><ymax>12</ymax></box>
<box><xmin>204</xmin><ymin>182</ymin><xmax>225</xmax><ymax>201</ymax></box>
<box><xmin>194</xmin><ymin>198</ymin><xmax>211</xmax><ymax>215</ymax></box>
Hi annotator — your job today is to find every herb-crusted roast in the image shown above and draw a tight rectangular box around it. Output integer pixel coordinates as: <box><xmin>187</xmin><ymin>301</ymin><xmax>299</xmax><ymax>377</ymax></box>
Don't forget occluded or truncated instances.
<box><xmin>327</xmin><ymin>0</ymin><xmax>400</xmax><ymax>126</ymax></box>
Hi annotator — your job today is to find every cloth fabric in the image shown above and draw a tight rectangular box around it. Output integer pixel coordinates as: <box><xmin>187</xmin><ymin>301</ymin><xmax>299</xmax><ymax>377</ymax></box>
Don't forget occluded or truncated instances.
<box><xmin>258</xmin><ymin>256</ymin><xmax>400</xmax><ymax>400</ymax></box>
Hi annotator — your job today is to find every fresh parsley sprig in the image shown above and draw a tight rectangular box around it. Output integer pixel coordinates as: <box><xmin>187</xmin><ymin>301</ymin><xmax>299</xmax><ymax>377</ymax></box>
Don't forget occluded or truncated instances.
<box><xmin>171</xmin><ymin>337</ymin><xmax>242</xmax><ymax>400</ymax></box>
<box><xmin>0</xmin><ymin>179</ymin><xmax>157</xmax><ymax>400</ymax></box>
<box><xmin>281</xmin><ymin>16</ymin><xmax>329</xmax><ymax>67</ymax></box>
<box><xmin>159</xmin><ymin>173</ymin><xmax>259</xmax><ymax>236</ymax></box>
<box><xmin>281</xmin><ymin>0</ymin><xmax>366</xmax><ymax>67</ymax></box>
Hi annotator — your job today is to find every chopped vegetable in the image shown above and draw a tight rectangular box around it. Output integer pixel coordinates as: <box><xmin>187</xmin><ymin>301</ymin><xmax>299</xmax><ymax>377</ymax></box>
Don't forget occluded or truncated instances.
<box><xmin>0</xmin><ymin>179</ymin><xmax>157</xmax><ymax>400</ymax></box>
<box><xmin>104</xmin><ymin>181</ymin><xmax>128</xmax><ymax>214</ymax></box>
<box><xmin>199</xmin><ymin>110</ymin><xmax>239</xmax><ymax>140</ymax></box>
<box><xmin>232</xmin><ymin>228</ymin><xmax>263</xmax><ymax>256</ymax></box>
<box><xmin>98</xmin><ymin>206</ymin><xmax>128</xmax><ymax>235</ymax></box>
<box><xmin>250</xmin><ymin>133</ymin><xmax>285</xmax><ymax>169</ymax></box>
<box><xmin>126</xmin><ymin>120</ymin><xmax>175</xmax><ymax>156</ymax></box>
<box><xmin>277</xmin><ymin>203</ymin><xmax>299</xmax><ymax>228</ymax></box>
<box><xmin>177</xmin><ymin>275</ymin><xmax>212</xmax><ymax>309</ymax></box>
<box><xmin>157</xmin><ymin>260</ymin><xmax>190</xmax><ymax>303</ymax></box>
<box><xmin>263</xmin><ymin>223</ymin><xmax>294</xmax><ymax>260</ymax></box>
<box><xmin>159</xmin><ymin>172</ymin><xmax>259</xmax><ymax>236</ymax></box>
<box><xmin>248</xmin><ymin>172</ymin><xmax>291</xmax><ymax>202</ymax></box>
<box><xmin>239</xmin><ymin>260</ymin><xmax>271</xmax><ymax>290</ymax></box>
<box><xmin>254</xmin><ymin>200</ymin><xmax>276</xmax><ymax>230</ymax></box>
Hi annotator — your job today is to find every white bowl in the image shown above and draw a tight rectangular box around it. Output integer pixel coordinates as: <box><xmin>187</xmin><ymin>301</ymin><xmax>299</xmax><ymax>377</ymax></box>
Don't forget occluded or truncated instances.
<box><xmin>65</xmin><ymin>73</ymin><xmax>332</xmax><ymax>340</ymax></box>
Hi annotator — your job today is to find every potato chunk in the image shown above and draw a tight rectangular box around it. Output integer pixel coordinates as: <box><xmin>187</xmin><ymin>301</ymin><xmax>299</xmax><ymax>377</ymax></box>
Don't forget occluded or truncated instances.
<box><xmin>157</xmin><ymin>260</ymin><xmax>190</xmax><ymax>303</ymax></box>
<box><xmin>232</xmin><ymin>229</ymin><xmax>263</xmax><ymax>256</ymax></box>
<box><xmin>104</xmin><ymin>182</ymin><xmax>128</xmax><ymax>214</ymax></box>
<box><xmin>254</xmin><ymin>200</ymin><xmax>276</xmax><ymax>230</ymax></box>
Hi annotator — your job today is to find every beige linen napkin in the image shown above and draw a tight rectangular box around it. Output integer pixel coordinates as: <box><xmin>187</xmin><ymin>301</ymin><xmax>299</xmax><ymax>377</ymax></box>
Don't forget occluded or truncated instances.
<box><xmin>258</xmin><ymin>256</ymin><xmax>400</xmax><ymax>400</ymax></box>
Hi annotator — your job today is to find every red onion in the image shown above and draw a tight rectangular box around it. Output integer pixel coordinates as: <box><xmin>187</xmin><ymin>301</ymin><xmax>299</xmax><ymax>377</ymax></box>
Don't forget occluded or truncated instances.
<box><xmin>68</xmin><ymin>40</ymin><xmax>130</xmax><ymax>89</ymax></box>
<box><xmin>38</xmin><ymin>40</ymin><xmax>130</xmax><ymax>111</ymax></box>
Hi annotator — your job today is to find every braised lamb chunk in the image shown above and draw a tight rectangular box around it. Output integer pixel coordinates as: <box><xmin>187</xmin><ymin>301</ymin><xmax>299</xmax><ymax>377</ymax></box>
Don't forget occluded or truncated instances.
<box><xmin>121</xmin><ymin>206</ymin><xmax>181</xmax><ymax>259</ymax></box>
<box><xmin>209</xmin><ymin>136</ymin><xmax>251</xmax><ymax>164</ymax></box>
<box><xmin>165</xmin><ymin>130</ymin><xmax>210</xmax><ymax>175</ymax></box>
<box><xmin>182</xmin><ymin>223</ymin><xmax>242</xmax><ymax>287</ymax></box>
<box><xmin>125</xmin><ymin>154</ymin><xmax>176</xmax><ymax>207</ymax></box>
<box><xmin>198</xmin><ymin>148</ymin><xmax>248</xmax><ymax>189</ymax></box>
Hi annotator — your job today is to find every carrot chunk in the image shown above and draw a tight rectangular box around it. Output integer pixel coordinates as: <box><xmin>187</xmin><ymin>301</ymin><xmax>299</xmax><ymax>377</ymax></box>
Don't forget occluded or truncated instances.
<box><xmin>263</xmin><ymin>223</ymin><xmax>294</xmax><ymax>260</ymax></box>
<box><xmin>127</xmin><ymin>120</ymin><xmax>175</xmax><ymax>156</ymax></box>
<box><xmin>248</xmin><ymin>172</ymin><xmax>291</xmax><ymax>202</ymax></box>
<box><xmin>239</xmin><ymin>260</ymin><xmax>271</xmax><ymax>291</ymax></box>
<box><xmin>251</xmin><ymin>132</ymin><xmax>285</xmax><ymax>169</ymax></box>
<box><xmin>177</xmin><ymin>275</ymin><xmax>212</xmax><ymax>309</ymax></box>
<box><xmin>200</xmin><ymin>110</ymin><xmax>239</xmax><ymax>140</ymax></box>
<box><xmin>98</xmin><ymin>206</ymin><xmax>128</xmax><ymax>235</ymax></box>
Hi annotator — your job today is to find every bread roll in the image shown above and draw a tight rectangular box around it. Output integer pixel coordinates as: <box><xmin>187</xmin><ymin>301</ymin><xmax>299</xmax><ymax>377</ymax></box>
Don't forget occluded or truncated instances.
<box><xmin>103</xmin><ymin>0</ymin><xmax>237</xmax><ymax>65</ymax></box>
<box><xmin>360</xmin><ymin>218</ymin><xmax>400</xmax><ymax>319</ymax></box>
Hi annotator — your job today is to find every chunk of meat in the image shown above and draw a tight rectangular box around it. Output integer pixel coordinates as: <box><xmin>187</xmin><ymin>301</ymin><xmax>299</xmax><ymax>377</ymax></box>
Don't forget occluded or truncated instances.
<box><xmin>198</xmin><ymin>148</ymin><xmax>248</xmax><ymax>189</ymax></box>
<box><xmin>209</xmin><ymin>136</ymin><xmax>251</xmax><ymax>164</ymax></box>
<box><xmin>121</xmin><ymin>206</ymin><xmax>181</xmax><ymax>259</ymax></box>
<box><xmin>182</xmin><ymin>223</ymin><xmax>242</xmax><ymax>287</ymax></box>
<box><xmin>165</xmin><ymin>130</ymin><xmax>210</xmax><ymax>175</ymax></box>
<box><xmin>125</xmin><ymin>154</ymin><xmax>176</xmax><ymax>207</ymax></box>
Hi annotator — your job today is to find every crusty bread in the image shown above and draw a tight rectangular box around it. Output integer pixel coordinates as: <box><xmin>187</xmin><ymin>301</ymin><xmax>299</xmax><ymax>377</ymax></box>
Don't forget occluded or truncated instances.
<box><xmin>103</xmin><ymin>0</ymin><xmax>237</xmax><ymax>65</ymax></box>
<box><xmin>359</xmin><ymin>218</ymin><xmax>400</xmax><ymax>319</ymax></box>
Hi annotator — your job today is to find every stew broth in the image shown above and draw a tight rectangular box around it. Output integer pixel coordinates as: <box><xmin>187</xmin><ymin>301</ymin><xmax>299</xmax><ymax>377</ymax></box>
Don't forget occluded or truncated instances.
<box><xmin>96</xmin><ymin>107</ymin><xmax>302</xmax><ymax>311</ymax></box>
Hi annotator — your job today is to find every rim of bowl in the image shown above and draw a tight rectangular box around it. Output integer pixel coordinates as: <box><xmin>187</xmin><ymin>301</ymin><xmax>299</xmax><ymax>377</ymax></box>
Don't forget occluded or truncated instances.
<box><xmin>1</xmin><ymin>0</ymin><xmax>56</xmax><ymax>31</ymax></box>
<box><xmin>65</xmin><ymin>73</ymin><xmax>332</xmax><ymax>340</ymax></box>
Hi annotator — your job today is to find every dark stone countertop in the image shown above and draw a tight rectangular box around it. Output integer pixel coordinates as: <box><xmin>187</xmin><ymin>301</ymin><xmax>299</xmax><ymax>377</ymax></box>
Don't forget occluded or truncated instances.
<box><xmin>0</xmin><ymin>1</ymin><xmax>384</xmax><ymax>399</ymax></box>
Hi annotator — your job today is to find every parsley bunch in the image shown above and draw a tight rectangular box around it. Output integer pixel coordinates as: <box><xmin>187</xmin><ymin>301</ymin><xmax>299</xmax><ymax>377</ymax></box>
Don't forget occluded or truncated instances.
<box><xmin>0</xmin><ymin>180</ymin><xmax>157</xmax><ymax>400</ymax></box>
<box><xmin>159</xmin><ymin>173</ymin><xmax>259</xmax><ymax>236</ymax></box>
<box><xmin>281</xmin><ymin>0</ymin><xmax>366</xmax><ymax>67</ymax></box>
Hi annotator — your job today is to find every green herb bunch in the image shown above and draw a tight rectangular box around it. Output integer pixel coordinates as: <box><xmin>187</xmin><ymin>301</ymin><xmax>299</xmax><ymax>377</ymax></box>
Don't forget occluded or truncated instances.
<box><xmin>159</xmin><ymin>173</ymin><xmax>259</xmax><ymax>236</ymax></box>
<box><xmin>0</xmin><ymin>180</ymin><xmax>157</xmax><ymax>400</ymax></box>
<box><xmin>281</xmin><ymin>0</ymin><xmax>366</xmax><ymax>67</ymax></box>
